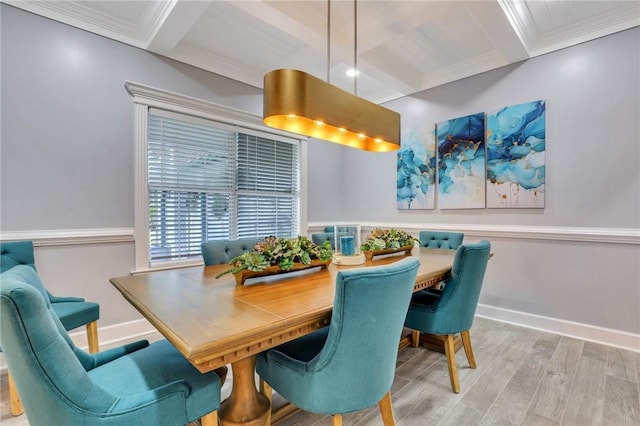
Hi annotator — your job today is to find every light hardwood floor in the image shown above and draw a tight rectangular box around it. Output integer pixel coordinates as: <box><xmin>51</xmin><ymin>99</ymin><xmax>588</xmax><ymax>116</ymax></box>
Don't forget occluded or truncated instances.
<box><xmin>2</xmin><ymin>317</ymin><xmax>639</xmax><ymax>425</ymax></box>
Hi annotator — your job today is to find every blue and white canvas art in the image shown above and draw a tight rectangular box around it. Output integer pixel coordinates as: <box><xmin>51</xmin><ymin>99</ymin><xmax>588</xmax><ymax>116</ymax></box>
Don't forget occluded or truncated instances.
<box><xmin>486</xmin><ymin>100</ymin><xmax>545</xmax><ymax>208</ymax></box>
<box><xmin>437</xmin><ymin>113</ymin><xmax>486</xmax><ymax>209</ymax></box>
<box><xmin>397</xmin><ymin>124</ymin><xmax>436</xmax><ymax>209</ymax></box>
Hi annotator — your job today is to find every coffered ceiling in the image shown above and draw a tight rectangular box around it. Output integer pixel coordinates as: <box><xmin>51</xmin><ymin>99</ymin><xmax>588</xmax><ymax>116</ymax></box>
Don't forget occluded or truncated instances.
<box><xmin>7</xmin><ymin>0</ymin><xmax>639</xmax><ymax>103</ymax></box>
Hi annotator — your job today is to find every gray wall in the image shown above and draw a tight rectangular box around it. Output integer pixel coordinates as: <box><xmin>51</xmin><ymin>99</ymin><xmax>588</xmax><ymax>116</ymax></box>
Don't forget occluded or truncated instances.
<box><xmin>311</xmin><ymin>27</ymin><xmax>640</xmax><ymax>227</ymax></box>
<box><xmin>1</xmin><ymin>4</ymin><xmax>264</xmax><ymax>231</ymax></box>
<box><xmin>0</xmin><ymin>4</ymin><xmax>273</xmax><ymax>327</ymax></box>
<box><xmin>1</xmin><ymin>4</ymin><xmax>638</xmax><ymax>343</ymax></box>
<box><xmin>309</xmin><ymin>27</ymin><xmax>640</xmax><ymax>336</ymax></box>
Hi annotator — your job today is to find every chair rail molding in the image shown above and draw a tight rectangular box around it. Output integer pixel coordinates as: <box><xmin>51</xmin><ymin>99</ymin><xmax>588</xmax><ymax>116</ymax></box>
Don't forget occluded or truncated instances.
<box><xmin>307</xmin><ymin>222</ymin><xmax>640</xmax><ymax>245</ymax></box>
<box><xmin>0</xmin><ymin>228</ymin><xmax>135</xmax><ymax>246</ymax></box>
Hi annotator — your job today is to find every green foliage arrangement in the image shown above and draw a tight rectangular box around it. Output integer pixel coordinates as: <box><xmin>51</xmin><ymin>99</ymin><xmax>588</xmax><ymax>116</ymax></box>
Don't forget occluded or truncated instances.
<box><xmin>360</xmin><ymin>228</ymin><xmax>417</xmax><ymax>251</ymax></box>
<box><xmin>216</xmin><ymin>236</ymin><xmax>333</xmax><ymax>278</ymax></box>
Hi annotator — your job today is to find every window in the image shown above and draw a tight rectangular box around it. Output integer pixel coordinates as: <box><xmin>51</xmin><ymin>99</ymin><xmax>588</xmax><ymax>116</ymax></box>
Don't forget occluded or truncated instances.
<box><xmin>127</xmin><ymin>82</ymin><xmax>305</xmax><ymax>271</ymax></box>
<box><xmin>236</xmin><ymin>133</ymin><xmax>299</xmax><ymax>238</ymax></box>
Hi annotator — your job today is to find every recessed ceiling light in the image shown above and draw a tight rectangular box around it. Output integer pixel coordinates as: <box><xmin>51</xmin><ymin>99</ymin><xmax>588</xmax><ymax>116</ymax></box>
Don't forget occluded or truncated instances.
<box><xmin>346</xmin><ymin>69</ymin><xmax>360</xmax><ymax>77</ymax></box>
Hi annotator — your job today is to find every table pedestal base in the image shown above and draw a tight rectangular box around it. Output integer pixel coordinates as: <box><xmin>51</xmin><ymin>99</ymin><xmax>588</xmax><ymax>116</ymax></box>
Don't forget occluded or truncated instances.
<box><xmin>219</xmin><ymin>356</ymin><xmax>271</xmax><ymax>426</ymax></box>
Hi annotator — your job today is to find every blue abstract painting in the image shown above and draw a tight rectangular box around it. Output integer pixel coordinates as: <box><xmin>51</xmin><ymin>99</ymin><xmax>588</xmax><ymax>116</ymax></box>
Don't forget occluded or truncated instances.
<box><xmin>437</xmin><ymin>113</ymin><xmax>486</xmax><ymax>209</ymax></box>
<box><xmin>486</xmin><ymin>100</ymin><xmax>545</xmax><ymax>208</ymax></box>
<box><xmin>397</xmin><ymin>124</ymin><xmax>436</xmax><ymax>209</ymax></box>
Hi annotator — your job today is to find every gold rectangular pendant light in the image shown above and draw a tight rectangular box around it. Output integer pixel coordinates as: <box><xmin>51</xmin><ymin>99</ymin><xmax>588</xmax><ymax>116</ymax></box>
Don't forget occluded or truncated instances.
<box><xmin>263</xmin><ymin>69</ymin><xmax>400</xmax><ymax>152</ymax></box>
<box><xmin>262</xmin><ymin>1</ymin><xmax>399</xmax><ymax>152</ymax></box>
<box><xmin>263</xmin><ymin>0</ymin><xmax>400</xmax><ymax>152</ymax></box>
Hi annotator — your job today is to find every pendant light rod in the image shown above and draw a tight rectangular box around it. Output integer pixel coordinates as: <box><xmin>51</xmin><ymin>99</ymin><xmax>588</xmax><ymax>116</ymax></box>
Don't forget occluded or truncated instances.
<box><xmin>354</xmin><ymin>0</ymin><xmax>357</xmax><ymax>95</ymax></box>
<box><xmin>327</xmin><ymin>0</ymin><xmax>331</xmax><ymax>84</ymax></box>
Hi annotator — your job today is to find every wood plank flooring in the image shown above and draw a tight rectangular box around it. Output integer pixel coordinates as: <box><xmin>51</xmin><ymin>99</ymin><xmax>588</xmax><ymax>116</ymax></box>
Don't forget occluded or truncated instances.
<box><xmin>2</xmin><ymin>317</ymin><xmax>638</xmax><ymax>425</ymax></box>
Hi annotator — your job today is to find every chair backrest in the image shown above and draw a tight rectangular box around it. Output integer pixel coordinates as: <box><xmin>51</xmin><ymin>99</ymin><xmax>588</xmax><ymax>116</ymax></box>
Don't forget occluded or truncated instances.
<box><xmin>201</xmin><ymin>238</ymin><xmax>260</xmax><ymax>266</ymax></box>
<box><xmin>0</xmin><ymin>240</ymin><xmax>36</xmax><ymax>272</ymax></box>
<box><xmin>0</xmin><ymin>266</ymin><xmax>117</xmax><ymax>425</ymax></box>
<box><xmin>311</xmin><ymin>226</ymin><xmax>336</xmax><ymax>248</ymax></box>
<box><xmin>305</xmin><ymin>257</ymin><xmax>419</xmax><ymax>413</ymax></box>
<box><xmin>408</xmin><ymin>241</ymin><xmax>490</xmax><ymax>335</ymax></box>
<box><xmin>310</xmin><ymin>226</ymin><xmax>358</xmax><ymax>250</ymax></box>
<box><xmin>0</xmin><ymin>240</ymin><xmax>58</xmax><ymax>306</ymax></box>
<box><xmin>311</xmin><ymin>232</ymin><xmax>335</xmax><ymax>248</ymax></box>
<box><xmin>419</xmin><ymin>231</ymin><xmax>464</xmax><ymax>250</ymax></box>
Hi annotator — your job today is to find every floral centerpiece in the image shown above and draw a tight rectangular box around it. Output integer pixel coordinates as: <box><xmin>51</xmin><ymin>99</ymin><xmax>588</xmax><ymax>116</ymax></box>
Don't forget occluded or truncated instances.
<box><xmin>360</xmin><ymin>228</ymin><xmax>417</xmax><ymax>260</ymax></box>
<box><xmin>216</xmin><ymin>236</ymin><xmax>333</xmax><ymax>284</ymax></box>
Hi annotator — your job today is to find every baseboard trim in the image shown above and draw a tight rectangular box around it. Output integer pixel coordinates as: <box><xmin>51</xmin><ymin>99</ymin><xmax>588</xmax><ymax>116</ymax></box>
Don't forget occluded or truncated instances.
<box><xmin>476</xmin><ymin>303</ymin><xmax>640</xmax><ymax>352</ymax></box>
<box><xmin>84</xmin><ymin>309</ymin><xmax>640</xmax><ymax>353</ymax></box>
<box><xmin>67</xmin><ymin>318</ymin><xmax>158</xmax><ymax>350</ymax></box>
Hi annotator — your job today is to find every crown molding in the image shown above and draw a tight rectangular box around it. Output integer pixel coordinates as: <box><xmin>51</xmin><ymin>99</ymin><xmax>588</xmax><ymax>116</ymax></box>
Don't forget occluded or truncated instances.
<box><xmin>124</xmin><ymin>81</ymin><xmax>304</xmax><ymax>142</ymax></box>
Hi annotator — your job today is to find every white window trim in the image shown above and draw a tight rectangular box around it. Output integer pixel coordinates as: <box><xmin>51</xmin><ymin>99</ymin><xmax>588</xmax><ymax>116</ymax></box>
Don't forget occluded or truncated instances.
<box><xmin>125</xmin><ymin>81</ymin><xmax>308</xmax><ymax>273</ymax></box>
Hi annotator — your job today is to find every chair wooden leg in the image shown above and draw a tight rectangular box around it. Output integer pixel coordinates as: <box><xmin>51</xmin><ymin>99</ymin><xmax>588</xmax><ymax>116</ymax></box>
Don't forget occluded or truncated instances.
<box><xmin>411</xmin><ymin>330</ymin><xmax>420</xmax><ymax>348</ymax></box>
<box><xmin>259</xmin><ymin>378</ymin><xmax>272</xmax><ymax>402</ymax></box>
<box><xmin>461</xmin><ymin>330</ymin><xmax>476</xmax><ymax>369</ymax></box>
<box><xmin>378</xmin><ymin>391</ymin><xmax>396</xmax><ymax>426</ymax></box>
<box><xmin>444</xmin><ymin>334</ymin><xmax>460</xmax><ymax>393</ymax></box>
<box><xmin>86</xmin><ymin>321</ymin><xmax>99</xmax><ymax>353</ymax></box>
<box><xmin>8</xmin><ymin>370</ymin><xmax>24</xmax><ymax>416</ymax></box>
<box><xmin>332</xmin><ymin>414</ymin><xmax>343</xmax><ymax>426</ymax></box>
<box><xmin>200</xmin><ymin>410</ymin><xmax>218</xmax><ymax>426</ymax></box>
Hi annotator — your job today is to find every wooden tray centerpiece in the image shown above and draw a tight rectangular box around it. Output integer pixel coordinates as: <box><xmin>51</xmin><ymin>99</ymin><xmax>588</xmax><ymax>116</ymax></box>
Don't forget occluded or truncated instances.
<box><xmin>233</xmin><ymin>258</ymin><xmax>331</xmax><ymax>284</ymax></box>
<box><xmin>216</xmin><ymin>236</ymin><xmax>333</xmax><ymax>285</ymax></box>
<box><xmin>360</xmin><ymin>228</ymin><xmax>418</xmax><ymax>261</ymax></box>
<box><xmin>363</xmin><ymin>245</ymin><xmax>414</xmax><ymax>261</ymax></box>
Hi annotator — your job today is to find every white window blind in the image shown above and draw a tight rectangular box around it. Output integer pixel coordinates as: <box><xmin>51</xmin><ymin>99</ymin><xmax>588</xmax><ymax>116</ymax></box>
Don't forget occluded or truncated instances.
<box><xmin>237</xmin><ymin>133</ymin><xmax>300</xmax><ymax>238</ymax></box>
<box><xmin>147</xmin><ymin>112</ymin><xmax>300</xmax><ymax>263</ymax></box>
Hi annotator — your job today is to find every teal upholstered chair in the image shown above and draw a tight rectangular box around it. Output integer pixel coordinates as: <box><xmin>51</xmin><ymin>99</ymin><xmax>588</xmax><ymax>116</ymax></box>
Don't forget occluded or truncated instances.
<box><xmin>201</xmin><ymin>238</ymin><xmax>261</xmax><ymax>266</ymax></box>
<box><xmin>257</xmin><ymin>257</ymin><xmax>420</xmax><ymax>425</ymax></box>
<box><xmin>404</xmin><ymin>241</ymin><xmax>490</xmax><ymax>393</ymax></box>
<box><xmin>311</xmin><ymin>226</ymin><xmax>336</xmax><ymax>248</ymax></box>
<box><xmin>0</xmin><ymin>240</ymin><xmax>100</xmax><ymax>416</ymax></box>
<box><xmin>311</xmin><ymin>226</ymin><xmax>359</xmax><ymax>251</ymax></box>
<box><xmin>0</xmin><ymin>265</ymin><xmax>223</xmax><ymax>426</ymax></box>
<box><xmin>419</xmin><ymin>230</ymin><xmax>464</xmax><ymax>250</ymax></box>
<box><xmin>412</xmin><ymin>231</ymin><xmax>465</xmax><ymax>346</ymax></box>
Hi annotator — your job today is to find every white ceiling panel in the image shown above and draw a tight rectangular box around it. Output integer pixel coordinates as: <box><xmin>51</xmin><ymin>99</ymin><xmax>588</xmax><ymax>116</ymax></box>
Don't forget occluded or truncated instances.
<box><xmin>6</xmin><ymin>0</ymin><xmax>639</xmax><ymax>103</ymax></box>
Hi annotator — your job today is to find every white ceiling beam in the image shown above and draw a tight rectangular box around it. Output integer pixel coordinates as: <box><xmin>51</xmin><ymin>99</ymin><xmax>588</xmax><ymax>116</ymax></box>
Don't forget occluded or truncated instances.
<box><xmin>146</xmin><ymin>0</ymin><xmax>213</xmax><ymax>54</ymax></box>
<box><xmin>469</xmin><ymin>0</ymin><xmax>530</xmax><ymax>62</ymax></box>
<box><xmin>356</xmin><ymin>2</ymin><xmax>459</xmax><ymax>53</ymax></box>
<box><xmin>497</xmin><ymin>0</ymin><xmax>537</xmax><ymax>53</ymax></box>
<box><xmin>226</xmin><ymin>1</ymin><xmax>326</xmax><ymax>49</ymax></box>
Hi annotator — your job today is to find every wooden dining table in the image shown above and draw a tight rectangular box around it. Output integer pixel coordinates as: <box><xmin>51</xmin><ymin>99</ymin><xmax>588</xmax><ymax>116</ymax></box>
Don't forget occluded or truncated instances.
<box><xmin>110</xmin><ymin>247</ymin><xmax>456</xmax><ymax>426</ymax></box>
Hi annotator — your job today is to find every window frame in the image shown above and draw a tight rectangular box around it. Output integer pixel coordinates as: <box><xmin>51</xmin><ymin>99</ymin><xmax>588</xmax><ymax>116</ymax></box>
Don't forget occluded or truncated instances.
<box><xmin>126</xmin><ymin>81</ymin><xmax>308</xmax><ymax>272</ymax></box>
